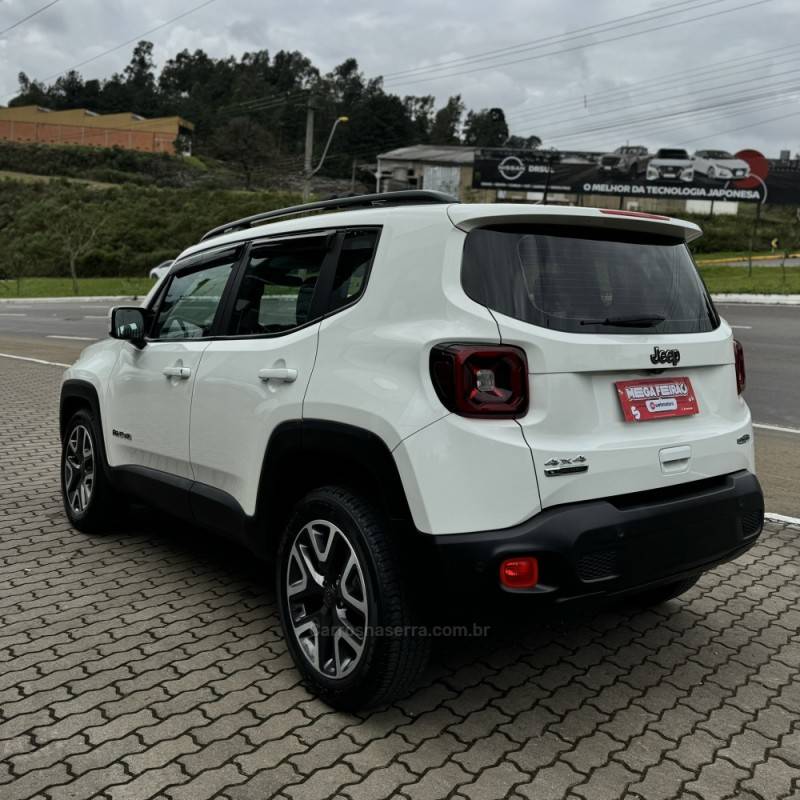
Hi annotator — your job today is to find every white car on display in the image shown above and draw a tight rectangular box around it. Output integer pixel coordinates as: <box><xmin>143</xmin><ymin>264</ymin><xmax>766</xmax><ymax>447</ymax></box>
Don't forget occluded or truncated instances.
<box><xmin>693</xmin><ymin>150</ymin><xmax>751</xmax><ymax>181</ymax></box>
<box><xmin>58</xmin><ymin>191</ymin><xmax>763</xmax><ymax>709</ymax></box>
<box><xmin>646</xmin><ymin>148</ymin><xmax>695</xmax><ymax>182</ymax></box>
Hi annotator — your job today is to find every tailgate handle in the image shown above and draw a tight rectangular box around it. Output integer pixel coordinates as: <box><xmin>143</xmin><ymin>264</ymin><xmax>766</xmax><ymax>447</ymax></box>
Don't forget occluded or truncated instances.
<box><xmin>659</xmin><ymin>445</ymin><xmax>691</xmax><ymax>474</ymax></box>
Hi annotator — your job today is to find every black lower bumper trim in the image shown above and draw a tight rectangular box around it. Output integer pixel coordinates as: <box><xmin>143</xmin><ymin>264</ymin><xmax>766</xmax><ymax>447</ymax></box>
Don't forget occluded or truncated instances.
<box><xmin>431</xmin><ymin>470</ymin><xmax>764</xmax><ymax>601</ymax></box>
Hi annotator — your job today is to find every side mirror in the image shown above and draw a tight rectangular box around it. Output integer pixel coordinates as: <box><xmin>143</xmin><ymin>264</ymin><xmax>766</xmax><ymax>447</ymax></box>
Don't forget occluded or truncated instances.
<box><xmin>110</xmin><ymin>306</ymin><xmax>147</xmax><ymax>346</ymax></box>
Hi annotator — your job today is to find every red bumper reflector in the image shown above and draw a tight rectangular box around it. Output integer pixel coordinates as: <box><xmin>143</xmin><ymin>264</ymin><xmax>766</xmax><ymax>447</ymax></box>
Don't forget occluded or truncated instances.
<box><xmin>499</xmin><ymin>557</ymin><xmax>539</xmax><ymax>589</ymax></box>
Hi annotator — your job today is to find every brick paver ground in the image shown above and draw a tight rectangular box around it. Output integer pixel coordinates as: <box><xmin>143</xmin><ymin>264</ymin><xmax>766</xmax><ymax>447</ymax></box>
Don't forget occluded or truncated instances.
<box><xmin>1</xmin><ymin>356</ymin><xmax>799</xmax><ymax>800</ymax></box>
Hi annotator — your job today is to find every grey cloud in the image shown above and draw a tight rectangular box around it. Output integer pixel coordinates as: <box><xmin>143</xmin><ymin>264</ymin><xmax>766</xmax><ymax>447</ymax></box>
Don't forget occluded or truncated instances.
<box><xmin>0</xmin><ymin>0</ymin><xmax>796</xmax><ymax>154</ymax></box>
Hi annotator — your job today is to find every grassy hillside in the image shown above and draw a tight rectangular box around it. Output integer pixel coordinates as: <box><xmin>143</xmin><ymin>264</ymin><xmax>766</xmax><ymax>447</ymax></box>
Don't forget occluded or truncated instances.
<box><xmin>0</xmin><ymin>140</ymin><xmax>238</xmax><ymax>189</ymax></box>
<box><xmin>0</xmin><ymin>179</ymin><xmax>299</xmax><ymax>282</ymax></box>
<box><xmin>0</xmin><ymin>153</ymin><xmax>798</xmax><ymax>295</ymax></box>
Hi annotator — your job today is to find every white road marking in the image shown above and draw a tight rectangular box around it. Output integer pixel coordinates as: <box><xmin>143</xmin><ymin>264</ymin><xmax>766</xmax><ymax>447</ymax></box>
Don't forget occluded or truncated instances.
<box><xmin>753</xmin><ymin>422</ymin><xmax>800</xmax><ymax>435</ymax></box>
<box><xmin>765</xmin><ymin>512</ymin><xmax>800</xmax><ymax>525</ymax></box>
<box><xmin>45</xmin><ymin>335</ymin><xmax>96</xmax><ymax>341</ymax></box>
<box><xmin>85</xmin><ymin>315</ymin><xmax>108</xmax><ymax>319</ymax></box>
<box><xmin>730</xmin><ymin>325</ymin><xmax>752</xmax><ymax>329</ymax></box>
<box><xmin>0</xmin><ymin>312</ymin><xmax>26</xmax><ymax>316</ymax></box>
<box><xmin>0</xmin><ymin>352</ymin><xmax>69</xmax><ymax>368</ymax></box>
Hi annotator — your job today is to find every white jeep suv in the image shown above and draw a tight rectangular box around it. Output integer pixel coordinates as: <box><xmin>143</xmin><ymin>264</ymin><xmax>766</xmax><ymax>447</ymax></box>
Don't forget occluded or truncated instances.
<box><xmin>59</xmin><ymin>191</ymin><xmax>764</xmax><ymax>709</ymax></box>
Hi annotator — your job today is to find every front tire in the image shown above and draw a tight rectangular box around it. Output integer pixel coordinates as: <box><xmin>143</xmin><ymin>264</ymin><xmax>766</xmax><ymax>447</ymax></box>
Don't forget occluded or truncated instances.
<box><xmin>61</xmin><ymin>409</ymin><xmax>116</xmax><ymax>533</ymax></box>
<box><xmin>277</xmin><ymin>486</ymin><xmax>430</xmax><ymax>710</ymax></box>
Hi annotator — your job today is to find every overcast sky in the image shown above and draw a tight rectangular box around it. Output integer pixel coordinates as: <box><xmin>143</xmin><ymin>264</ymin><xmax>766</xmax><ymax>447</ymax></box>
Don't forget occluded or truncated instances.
<box><xmin>0</xmin><ymin>0</ymin><xmax>797</xmax><ymax>154</ymax></box>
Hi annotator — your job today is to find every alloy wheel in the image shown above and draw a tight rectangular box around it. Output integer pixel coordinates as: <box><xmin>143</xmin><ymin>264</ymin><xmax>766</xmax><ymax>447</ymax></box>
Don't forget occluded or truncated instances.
<box><xmin>64</xmin><ymin>424</ymin><xmax>95</xmax><ymax>515</ymax></box>
<box><xmin>285</xmin><ymin>519</ymin><xmax>369</xmax><ymax>679</ymax></box>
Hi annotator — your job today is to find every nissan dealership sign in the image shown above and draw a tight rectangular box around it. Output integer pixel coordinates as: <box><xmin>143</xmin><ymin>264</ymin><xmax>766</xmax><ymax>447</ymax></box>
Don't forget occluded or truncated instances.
<box><xmin>472</xmin><ymin>147</ymin><xmax>800</xmax><ymax>203</ymax></box>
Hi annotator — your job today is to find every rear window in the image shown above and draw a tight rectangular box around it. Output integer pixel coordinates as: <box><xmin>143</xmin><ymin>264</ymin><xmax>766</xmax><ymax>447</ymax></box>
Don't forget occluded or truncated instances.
<box><xmin>461</xmin><ymin>225</ymin><xmax>719</xmax><ymax>335</ymax></box>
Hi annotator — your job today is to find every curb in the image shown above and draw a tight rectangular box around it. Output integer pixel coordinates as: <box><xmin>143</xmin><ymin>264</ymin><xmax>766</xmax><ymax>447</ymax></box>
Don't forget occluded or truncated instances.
<box><xmin>711</xmin><ymin>293</ymin><xmax>800</xmax><ymax>305</ymax></box>
<box><xmin>698</xmin><ymin>253</ymin><xmax>800</xmax><ymax>266</ymax></box>
<box><xmin>0</xmin><ymin>295</ymin><xmax>138</xmax><ymax>304</ymax></box>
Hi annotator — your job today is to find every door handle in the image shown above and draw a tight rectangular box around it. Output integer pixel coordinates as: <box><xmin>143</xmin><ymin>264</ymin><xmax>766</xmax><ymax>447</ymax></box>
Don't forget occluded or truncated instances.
<box><xmin>163</xmin><ymin>366</ymin><xmax>191</xmax><ymax>379</ymax></box>
<box><xmin>258</xmin><ymin>367</ymin><xmax>298</xmax><ymax>383</ymax></box>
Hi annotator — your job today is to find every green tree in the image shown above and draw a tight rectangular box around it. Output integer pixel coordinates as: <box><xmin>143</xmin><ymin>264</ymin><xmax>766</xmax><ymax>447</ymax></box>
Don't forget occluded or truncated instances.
<box><xmin>463</xmin><ymin>107</ymin><xmax>509</xmax><ymax>147</ymax></box>
<box><xmin>430</xmin><ymin>95</ymin><xmax>464</xmax><ymax>145</ymax></box>
<box><xmin>505</xmin><ymin>134</ymin><xmax>542</xmax><ymax>150</ymax></box>
<box><xmin>212</xmin><ymin>117</ymin><xmax>276</xmax><ymax>190</ymax></box>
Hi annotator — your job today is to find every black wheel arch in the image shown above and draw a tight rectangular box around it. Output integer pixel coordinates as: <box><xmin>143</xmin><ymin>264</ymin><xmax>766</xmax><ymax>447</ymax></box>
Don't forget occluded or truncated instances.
<box><xmin>252</xmin><ymin>419</ymin><xmax>415</xmax><ymax>557</ymax></box>
<box><xmin>60</xmin><ymin>379</ymin><xmax>114</xmax><ymax>484</ymax></box>
<box><xmin>60</xmin><ymin>380</ymin><xmax>104</xmax><ymax>443</ymax></box>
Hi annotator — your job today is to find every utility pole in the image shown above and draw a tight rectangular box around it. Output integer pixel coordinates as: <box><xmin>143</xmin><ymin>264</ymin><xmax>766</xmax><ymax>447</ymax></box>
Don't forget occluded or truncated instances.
<box><xmin>302</xmin><ymin>99</ymin><xmax>316</xmax><ymax>202</ymax></box>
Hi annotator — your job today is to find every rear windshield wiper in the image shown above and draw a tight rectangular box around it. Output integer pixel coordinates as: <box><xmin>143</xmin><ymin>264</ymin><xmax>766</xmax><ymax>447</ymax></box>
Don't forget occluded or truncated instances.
<box><xmin>579</xmin><ymin>315</ymin><xmax>666</xmax><ymax>327</ymax></box>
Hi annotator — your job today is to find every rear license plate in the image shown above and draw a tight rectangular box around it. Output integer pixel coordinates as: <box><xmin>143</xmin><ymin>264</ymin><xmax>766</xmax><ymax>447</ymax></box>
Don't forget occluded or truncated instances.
<box><xmin>615</xmin><ymin>376</ymin><xmax>699</xmax><ymax>422</ymax></box>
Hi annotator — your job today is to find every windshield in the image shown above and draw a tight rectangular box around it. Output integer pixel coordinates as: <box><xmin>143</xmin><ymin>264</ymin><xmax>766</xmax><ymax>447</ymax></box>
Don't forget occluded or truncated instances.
<box><xmin>461</xmin><ymin>225</ymin><xmax>719</xmax><ymax>335</ymax></box>
<box><xmin>701</xmin><ymin>150</ymin><xmax>734</xmax><ymax>159</ymax></box>
<box><xmin>657</xmin><ymin>149</ymin><xmax>689</xmax><ymax>159</ymax></box>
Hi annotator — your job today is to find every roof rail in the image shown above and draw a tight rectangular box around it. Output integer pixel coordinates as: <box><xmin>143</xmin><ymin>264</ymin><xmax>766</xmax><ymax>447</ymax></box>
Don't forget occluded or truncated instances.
<box><xmin>199</xmin><ymin>190</ymin><xmax>459</xmax><ymax>242</ymax></box>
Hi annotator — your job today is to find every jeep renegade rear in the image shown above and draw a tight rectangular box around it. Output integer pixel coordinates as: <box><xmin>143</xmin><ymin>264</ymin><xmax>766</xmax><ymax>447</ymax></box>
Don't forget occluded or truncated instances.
<box><xmin>59</xmin><ymin>191</ymin><xmax>763</xmax><ymax>709</ymax></box>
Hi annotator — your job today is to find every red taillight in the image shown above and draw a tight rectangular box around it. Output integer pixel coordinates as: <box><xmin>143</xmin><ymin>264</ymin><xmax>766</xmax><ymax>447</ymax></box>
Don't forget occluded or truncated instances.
<box><xmin>734</xmin><ymin>339</ymin><xmax>746</xmax><ymax>394</ymax></box>
<box><xmin>500</xmin><ymin>557</ymin><xmax>539</xmax><ymax>589</ymax></box>
<box><xmin>430</xmin><ymin>343</ymin><xmax>529</xmax><ymax>418</ymax></box>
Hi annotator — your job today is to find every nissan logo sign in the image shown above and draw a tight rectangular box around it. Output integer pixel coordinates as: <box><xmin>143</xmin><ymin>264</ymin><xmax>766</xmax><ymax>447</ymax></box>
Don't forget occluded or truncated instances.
<box><xmin>498</xmin><ymin>156</ymin><xmax>526</xmax><ymax>182</ymax></box>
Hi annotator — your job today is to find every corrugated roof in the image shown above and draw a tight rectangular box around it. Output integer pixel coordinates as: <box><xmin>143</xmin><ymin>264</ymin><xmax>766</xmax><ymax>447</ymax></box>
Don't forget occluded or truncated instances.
<box><xmin>0</xmin><ymin>105</ymin><xmax>194</xmax><ymax>132</ymax></box>
<box><xmin>379</xmin><ymin>144</ymin><xmax>476</xmax><ymax>164</ymax></box>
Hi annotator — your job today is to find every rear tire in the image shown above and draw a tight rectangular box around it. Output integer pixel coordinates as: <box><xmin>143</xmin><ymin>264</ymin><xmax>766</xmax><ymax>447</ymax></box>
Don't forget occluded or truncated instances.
<box><xmin>60</xmin><ymin>409</ymin><xmax>117</xmax><ymax>534</ymax></box>
<box><xmin>277</xmin><ymin>486</ymin><xmax>430</xmax><ymax>710</ymax></box>
<box><xmin>627</xmin><ymin>574</ymin><xmax>700</xmax><ymax>608</ymax></box>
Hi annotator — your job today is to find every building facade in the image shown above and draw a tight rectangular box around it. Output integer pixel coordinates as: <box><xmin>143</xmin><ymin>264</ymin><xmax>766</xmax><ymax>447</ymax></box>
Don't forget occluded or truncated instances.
<box><xmin>0</xmin><ymin>106</ymin><xmax>194</xmax><ymax>155</ymax></box>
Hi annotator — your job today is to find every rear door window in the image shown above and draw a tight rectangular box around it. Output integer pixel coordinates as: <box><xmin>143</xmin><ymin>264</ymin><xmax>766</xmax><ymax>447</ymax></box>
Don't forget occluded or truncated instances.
<box><xmin>461</xmin><ymin>225</ymin><xmax>719</xmax><ymax>335</ymax></box>
<box><xmin>227</xmin><ymin>234</ymin><xmax>329</xmax><ymax>336</ymax></box>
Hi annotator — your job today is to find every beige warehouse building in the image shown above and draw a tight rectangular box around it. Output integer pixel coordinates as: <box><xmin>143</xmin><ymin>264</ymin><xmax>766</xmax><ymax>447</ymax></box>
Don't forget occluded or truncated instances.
<box><xmin>0</xmin><ymin>105</ymin><xmax>194</xmax><ymax>155</ymax></box>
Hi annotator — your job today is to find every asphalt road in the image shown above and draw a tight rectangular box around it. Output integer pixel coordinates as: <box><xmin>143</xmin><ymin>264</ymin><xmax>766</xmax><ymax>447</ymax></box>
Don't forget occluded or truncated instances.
<box><xmin>0</xmin><ymin>298</ymin><xmax>797</xmax><ymax>514</ymax></box>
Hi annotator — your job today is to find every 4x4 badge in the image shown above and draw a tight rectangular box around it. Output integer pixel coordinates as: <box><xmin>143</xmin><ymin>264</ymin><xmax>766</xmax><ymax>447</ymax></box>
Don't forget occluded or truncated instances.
<box><xmin>650</xmin><ymin>347</ymin><xmax>680</xmax><ymax>366</ymax></box>
<box><xmin>544</xmin><ymin>456</ymin><xmax>588</xmax><ymax>477</ymax></box>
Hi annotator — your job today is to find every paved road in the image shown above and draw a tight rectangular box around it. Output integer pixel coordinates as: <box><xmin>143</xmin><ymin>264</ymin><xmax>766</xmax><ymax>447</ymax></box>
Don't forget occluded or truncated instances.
<box><xmin>2</xmin><ymin>298</ymin><xmax>797</xmax><ymax>514</ymax></box>
<box><xmin>1</xmin><ymin>357</ymin><xmax>799</xmax><ymax>800</ymax></box>
<box><xmin>716</xmin><ymin>303</ymin><xmax>800</xmax><ymax>430</ymax></box>
<box><xmin>0</xmin><ymin>300</ymin><xmax>112</xmax><ymax>343</ymax></box>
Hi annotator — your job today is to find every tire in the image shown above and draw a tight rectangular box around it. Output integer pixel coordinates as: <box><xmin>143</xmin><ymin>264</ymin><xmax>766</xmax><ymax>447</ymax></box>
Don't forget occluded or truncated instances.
<box><xmin>626</xmin><ymin>574</ymin><xmax>700</xmax><ymax>608</ymax></box>
<box><xmin>60</xmin><ymin>409</ymin><xmax>117</xmax><ymax>533</ymax></box>
<box><xmin>276</xmin><ymin>486</ymin><xmax>430</xmax><ymax>710</ymax></box>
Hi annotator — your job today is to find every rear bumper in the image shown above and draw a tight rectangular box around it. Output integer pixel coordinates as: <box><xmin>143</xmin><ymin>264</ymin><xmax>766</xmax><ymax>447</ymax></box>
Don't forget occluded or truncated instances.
<box><xmin>431</xmin><ymin>470</ymin><xmax>763</xmax><ymax>601</ymax></box>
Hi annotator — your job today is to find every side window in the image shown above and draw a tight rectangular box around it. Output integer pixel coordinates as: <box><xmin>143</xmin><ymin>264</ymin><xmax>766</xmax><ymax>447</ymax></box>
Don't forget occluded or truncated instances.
<box><xmin>328</xmin><ymin>229</ymin><xmax>379</xmax><ymax>313</ymax></box>
<box><xmin>228</xmin><ymin>235</ymin><xmax>329</xmax><ymax>336</ymax></box>
<box><xmin>152</xmin><ymin>253</ymin><xmax>237</xmax><ymax>340</ymax></box>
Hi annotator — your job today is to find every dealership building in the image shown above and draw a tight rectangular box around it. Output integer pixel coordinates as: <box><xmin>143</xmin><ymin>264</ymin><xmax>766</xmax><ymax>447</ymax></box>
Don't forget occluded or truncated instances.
<box><xmin>0</xmin><ymin>105</ymin><xmax>194</xmax><ymax>155</ymax></box>
<box><xmin>376</xmin><ymin>144</ymin><xmax>741</xmax><ymax>215</ymax></box>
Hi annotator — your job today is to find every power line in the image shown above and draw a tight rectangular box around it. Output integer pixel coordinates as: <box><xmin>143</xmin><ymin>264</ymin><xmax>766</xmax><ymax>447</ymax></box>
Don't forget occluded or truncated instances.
<box><xmin>381</xmin><ymin>0</ymin><xmax>715</xmax><ymax>80</ymax></box>
<box><xmin>541</xmin><ymin>85</ymin><xmax>800</xmax><ymax>146</ymax></box>
<box><xmin>504</xmin><ymin>42</ymin><xmax>800</xmax><ymax>123</ymax></box>
<box><xmin>0</xmin><ymin>0</ymin><xmax>61</xmax><ymax>38</ymax></box>
<box><xmin>383</xmin><ymin>0</ymin><xmax>775</xmax><ymax>89</ymax></box>
<box><xmin>522</xmin><ymin>62</ymin><xmax>800</xmax><ymax>135</ymax></box>
<box><xmin>546</xmin><ymin>95</ymin><xmax>793</xmax><ymax>149</ymax></box>
<box><xmin>677</xmin><ymin>107</ymin><xmax>800</xmax><ymax>145</ymax></box>
<box><xmin>2</xmin><ymin>0</ymin><xmax>223</xmax><ymax>100</ymax></box>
